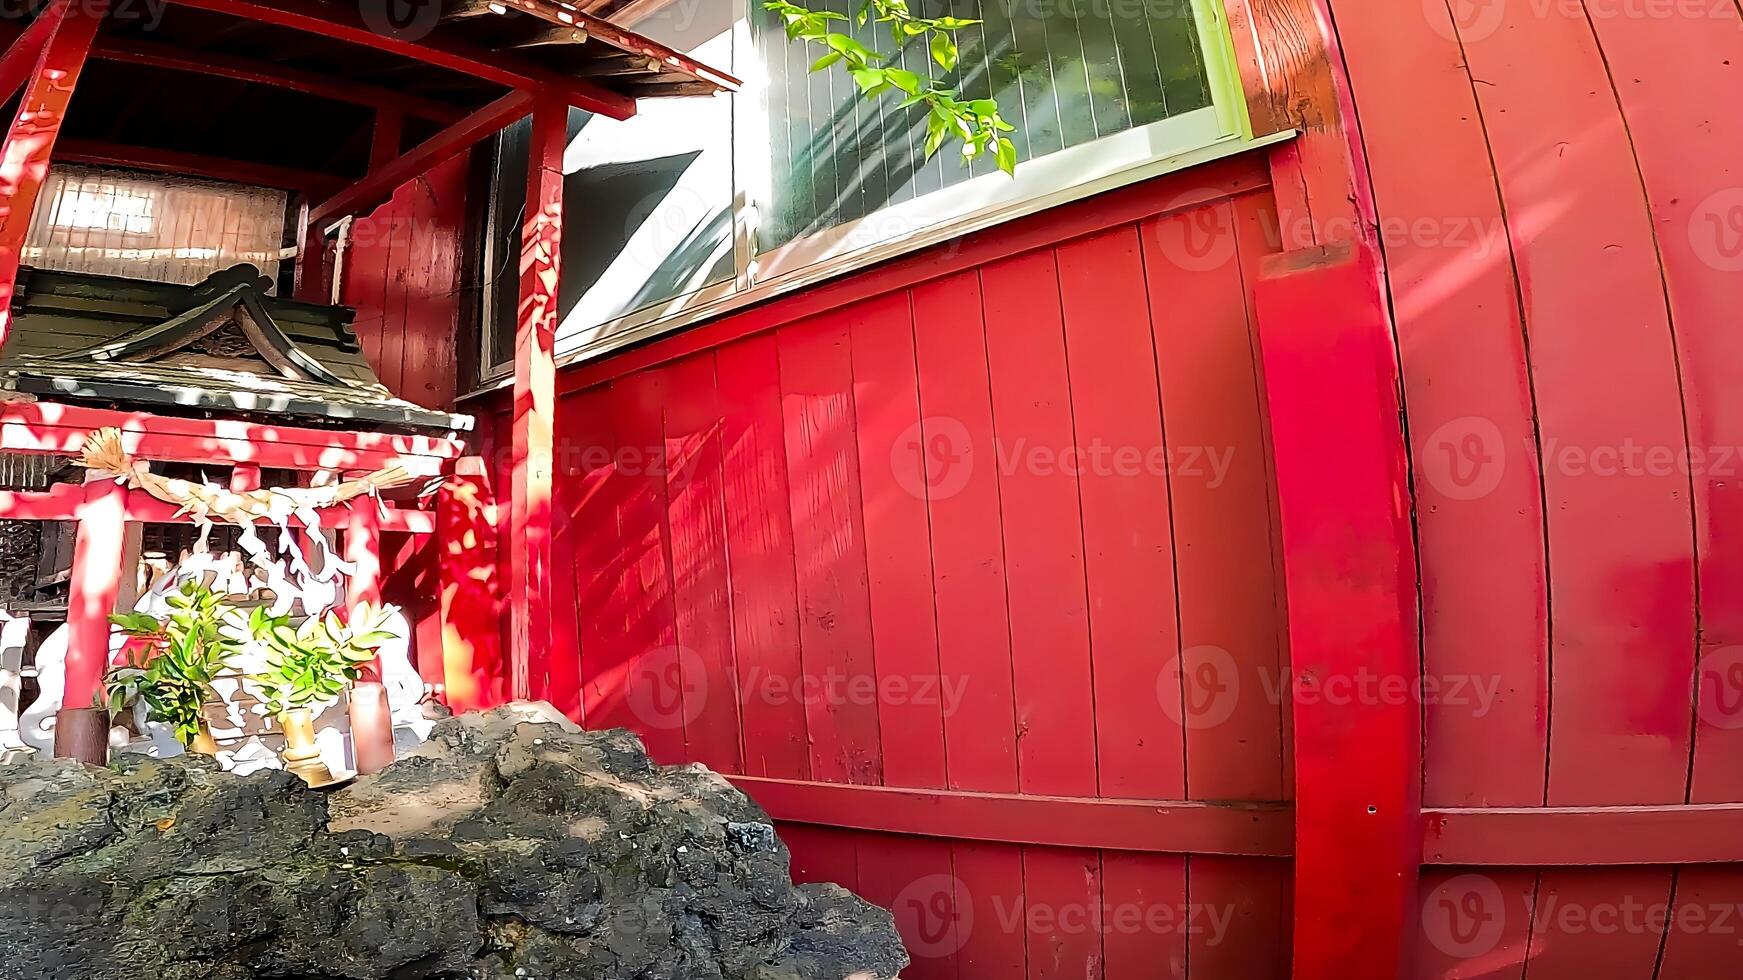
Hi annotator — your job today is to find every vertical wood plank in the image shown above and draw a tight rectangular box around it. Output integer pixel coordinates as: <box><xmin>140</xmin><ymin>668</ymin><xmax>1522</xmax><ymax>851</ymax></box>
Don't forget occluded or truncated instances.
<box><xmin>781</xmin><ymin>823</ymin><xmax>861</xmax><ymax>890</ymax></box>
<box><xmin>1654</xmin><ymin>867</ymin><xmax>1743</xmax><ymax>979</ymax></box>
<box><xmin>1021</xmin><ymin>848</ymin><xmax>1105</xmax><ymax>980</ymax></box>
<box><xmin>717</xmin><ymin>334</ymin><xmax>810</xmax><ymax>781</ymax></box>
<box><xmin>1188</xmin><ymin>857</ymin><xmax>1290</xmax><ymax>980</ymax></box>
<box><xmin>777</xmin><ymin>318</ymin><xmax>882</xmax><ymax>785</ymax></box>
<box><xmin>1460</xmin><ymin>0</ymin><xmax>1697</xmax><ymax>807</ymax></box>
<box><xmin>1143</xmin><ymin>202</ymin><xmax>1287</xmax><ymax>803</ymax></box>
<box><xmin>853</xmin><ymin>832</ymin><xmax>961</xmax><ymax>980</ymax></box>
<box><xmin>1324</xmin><ymin>0</ymin><xmax>1550</xmax><ymax>809</ymax></box>
<box><xmin>605</xmin><ymin>370</ymin><xmax>686</xmax><ymax>764</ymax></box>
<box><xmin>982</xmin><ymin>249</ymin><xmax>1096</xmax><ymax>798</ymax></box>
<box><xmin>1058</xmin><ymin>226</ymin><xmax>1185</xmax><ymax>802</ymax></box>
<box><xmin>1100</xmin><ymin>852</ymin><xmax>1187</xmax><ymax>980</ymax></box>
<box><xmin>1582</xmin><ymin>0</ymin><xmax>1743</xmax><ymax>805</ymax></box>
<box><xmin>661</xmin><ymin>352</ymin><xmax>743</xmax><ymax>774</ymax></box>
<box><xmin>911</xmin><ymin>272</ymin><xmax>1018</xmax><ymax>794</ymax></box>
<box><xmin>952</xmin><ymin>840</ymin><xmax>1028</xmax><ymax>980</ymax></box>
<box><xmin>1520</xmin><ymin>870</ymin><xmax>1674</xmax><ymax>980</ymax></box>
<box><xmin>1411</xmin><ymin>869</ymin><xmax>1536</xmax><ymax>980</ymax></box>
<box><xmin>847</xmin><ymin>291</ymin><xmax>949</xmax><ymax>791</ymax></box>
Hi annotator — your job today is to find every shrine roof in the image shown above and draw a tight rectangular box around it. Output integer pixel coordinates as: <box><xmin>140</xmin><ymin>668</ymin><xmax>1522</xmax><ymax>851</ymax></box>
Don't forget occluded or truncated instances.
<box><xmin>1</xmin><ymin>265</ymin><xmax>473</xmax><ymax>434</ymax></box>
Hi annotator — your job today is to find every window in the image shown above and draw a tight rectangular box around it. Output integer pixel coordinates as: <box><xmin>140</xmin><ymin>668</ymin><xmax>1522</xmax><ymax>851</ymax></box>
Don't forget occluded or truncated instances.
<box><xmin>25</xmin><ymin>166</ymin><xmax>288</xmax><ymax>286</ymax></box>
<box><xmin>478</xmin><ymin>0</ymin><xmax>1254</xmax><ymax>382</ymax></box>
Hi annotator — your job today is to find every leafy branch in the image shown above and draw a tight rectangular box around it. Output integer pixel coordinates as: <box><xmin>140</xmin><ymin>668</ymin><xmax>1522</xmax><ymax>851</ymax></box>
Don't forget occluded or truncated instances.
<box><xmin>765</xmin><ymin>0</ymin><xmax>1019</xmax><ymax>175</ymax></box>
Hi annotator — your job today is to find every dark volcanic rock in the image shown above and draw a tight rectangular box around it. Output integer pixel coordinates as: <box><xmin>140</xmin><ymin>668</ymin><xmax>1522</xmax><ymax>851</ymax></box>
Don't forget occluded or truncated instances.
<box><xmin>0</xmin><ymin>703</ymin><xmax>907</xmax><ymax>980</ymax></box>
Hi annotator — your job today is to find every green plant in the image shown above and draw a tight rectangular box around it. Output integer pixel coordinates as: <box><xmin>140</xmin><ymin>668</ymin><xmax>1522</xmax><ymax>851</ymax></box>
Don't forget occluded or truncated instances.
<box><xmin>245</xmin><ymin>605</ymin><xmax>397</xmax><ymax>718</ymax></box>
<box><xmin>764</xmin><ymin>0</ymin><xmax>1019</xmax><ymax>175</ymax></box>
<box><xmin>105</xmin><ymin>581</ymin><xmax>244</xmax><ymax>747</ymax></box>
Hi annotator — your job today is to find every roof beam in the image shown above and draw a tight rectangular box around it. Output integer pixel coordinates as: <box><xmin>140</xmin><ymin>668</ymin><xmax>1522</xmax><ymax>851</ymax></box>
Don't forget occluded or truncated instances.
<box><xmin>487</xmin><ymin>0</ymin><xmax>740</xmax><ymax>90</ymax></box>
<box><xmin>55</xmin><ymin>139</ymin><xmax>346</xmax><ymax>193</ymax></box>
<box><xmin>0</xmin><ymin>24</ymin><xmax>469</xmax><ymax>123</ymax></box>
<box><xmin>98</xmin><ymin>35</ymin><xmax>468</xmax><ymax>123</ymax></box>
<box><xmin>161</xmin><ymin>0</ymin><xmax>636</xmax><ymax>118</ymax></box>
<box><xmin>311</xmin><ymin>90</ymin><xmax>532</xmax><ymax>225</ymax></box>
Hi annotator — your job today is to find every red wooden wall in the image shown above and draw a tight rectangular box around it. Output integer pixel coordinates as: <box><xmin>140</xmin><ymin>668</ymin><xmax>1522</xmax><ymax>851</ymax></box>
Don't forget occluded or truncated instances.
<box><xmin>341</xmin><ymin>151</ymin><xmax>470</xmax><ymax>413</ymax></box>
<box><xmin>509</xmin><ymin>156</ymin><xmax>1297</xmax><ymax>980</ymax></box>
<box><xmin>340</xmin><ymin>151</ymin><xmax>472</xmax><ymax>687</ymax></box>
<box><xmin>1331</xmin><ymin>0</ymin><xmax>1743</xmax><ymax>976</ymax></box>
<box><xmin>454</xmin><ymin>2</ymin><xmax>1743</xmax><ymax>975</ymax></box>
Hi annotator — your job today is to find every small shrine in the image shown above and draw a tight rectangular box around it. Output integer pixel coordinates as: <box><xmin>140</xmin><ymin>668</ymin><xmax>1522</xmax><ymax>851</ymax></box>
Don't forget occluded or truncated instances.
<box><xmin>0</xmin><ymin>263</ymin><xmax>471</xmax><ymax>778</ymax></box>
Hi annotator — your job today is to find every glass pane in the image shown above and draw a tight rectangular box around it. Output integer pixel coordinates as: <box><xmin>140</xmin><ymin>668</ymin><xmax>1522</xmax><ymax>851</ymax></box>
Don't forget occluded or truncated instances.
<box><xmin>754</xmin><ymin>0</ymin><xmax>1214</xmax><ymax>252</ymax></box>
<box><xmin>483</xmin><ymin>8</ymin><xmax>737</xmax><ymax>372</ymax></box>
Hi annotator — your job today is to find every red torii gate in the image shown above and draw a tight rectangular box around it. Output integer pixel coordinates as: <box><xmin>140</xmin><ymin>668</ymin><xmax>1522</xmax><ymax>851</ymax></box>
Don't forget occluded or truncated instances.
<box><xmin>0</xmin><ymin>0</ymin><xmax>736</xmax><ymax>764</ymax></box>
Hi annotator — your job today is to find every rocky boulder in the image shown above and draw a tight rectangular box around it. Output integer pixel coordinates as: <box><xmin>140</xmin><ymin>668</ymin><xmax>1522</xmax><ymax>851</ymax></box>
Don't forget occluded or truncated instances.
<box><xmin>0</xmin><ymin>703</ymin><xmax>906</xmax><ymax>980</ymax></box>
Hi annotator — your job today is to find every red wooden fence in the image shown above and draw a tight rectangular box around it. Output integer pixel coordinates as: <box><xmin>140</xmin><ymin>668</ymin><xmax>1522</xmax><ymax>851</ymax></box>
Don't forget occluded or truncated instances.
<box><xmin>477</xmin><ymin>157</ymin><xmax>1297</xmax><ymax>979</ymax></box>
<box><xmin>356</xmin><ymin>2</ymin><xmax>1743</xmax><ymax>974</ymax></box>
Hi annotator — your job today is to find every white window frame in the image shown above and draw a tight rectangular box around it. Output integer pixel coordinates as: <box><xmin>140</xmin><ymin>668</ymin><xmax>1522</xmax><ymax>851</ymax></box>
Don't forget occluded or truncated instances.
<box><xmin>473</xmin><ymin>0</ymin><xmax>1290</xmax><ymax>387</ymax></box>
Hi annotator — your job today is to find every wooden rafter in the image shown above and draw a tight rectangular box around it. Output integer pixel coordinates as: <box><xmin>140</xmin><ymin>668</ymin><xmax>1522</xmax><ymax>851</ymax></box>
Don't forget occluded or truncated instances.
<box><xmin>310</xmin><ymin>90</ymin><xmax>532</xmax><ymax>226</ymax></box>
<box><xmin>54</xmin><ymin>140</ymin><xmax>346</xmax><ymax>193</ymax></box>
<box><xmin>485</xmin><ymin>0</ymin><xmax>740</xmax><ymax>91</ymax></box>
<box><xmin>0</xmin><ymin>25</ymin><xmax>470</xmax><ymax>123</ymax></box>
<box><xmin>161</xmin><ymin>0</ymin><xmax>637</xmax><ymax>119</ymax></box>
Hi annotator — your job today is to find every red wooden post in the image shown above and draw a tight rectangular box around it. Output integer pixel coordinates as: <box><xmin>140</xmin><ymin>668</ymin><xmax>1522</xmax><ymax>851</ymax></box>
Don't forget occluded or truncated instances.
<box><xmin>0</xmin><ymin>0</ymin><xmax>106</xmax><ymax>348</ymax></box>
<box><xmin>1253</xmin><ymin>240</ymin><xmax>1421</xmax><ymax>980</ymax></box>
<box><xmin>0</xmin><ymin>2</ymin><xmax>74</xmax><ymax>104</ymax></box>
<box><xmin>508</xmin><ymin>97</ymin><xmax>564</xmax><ymax>703</ymax></box>
<box><xmin>55</xmin><ymin>474</ymin><xmax>127</xmax><ymax>765</ymax></box>
<box><xmin>346</xmin><ymin>497</ymin><xmax>395</xmax><ymax>774</ymax></box>
<box><xmin>438</xmin><ymin>458</ymin><xmax>505</xmax><ymax>712</ymax></box>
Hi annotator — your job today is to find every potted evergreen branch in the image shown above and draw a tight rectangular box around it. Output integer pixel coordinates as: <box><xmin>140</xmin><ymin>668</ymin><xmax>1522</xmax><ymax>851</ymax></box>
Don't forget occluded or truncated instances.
<box><xmin>105</xmin><ymin>580</ymin><xmax>244</xmax><ymax>755</ymax></box>
<box><xmin>245</xmin><ymin>604</ymin><xmax>397</xmax><ymax>787</ymax></box>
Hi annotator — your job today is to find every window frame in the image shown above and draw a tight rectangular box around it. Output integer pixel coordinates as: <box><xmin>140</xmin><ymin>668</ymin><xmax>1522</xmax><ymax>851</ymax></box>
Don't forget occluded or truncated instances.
<box><xmin>475</xmin><ymin>0</ymin><xmax>1277</xmax><ymax>387</ymax></box>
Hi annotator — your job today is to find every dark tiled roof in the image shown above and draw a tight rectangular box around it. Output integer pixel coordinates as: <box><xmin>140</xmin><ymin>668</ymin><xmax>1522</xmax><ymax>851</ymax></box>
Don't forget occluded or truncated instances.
<box><xmin>2</xmin><ymin>265</ymin><xmax>471</xmax><ymax>433</ymax></box>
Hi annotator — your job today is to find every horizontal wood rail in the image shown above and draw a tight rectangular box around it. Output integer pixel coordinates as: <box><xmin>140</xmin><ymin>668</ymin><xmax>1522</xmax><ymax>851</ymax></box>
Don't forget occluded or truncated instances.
<box><xmin>0</xmin><ymin>485</ymin><xmax>435</xmax><ymax>533</ymax></box>
<box><xmin>0</xmin><ymin>402</ymin><xmax>465</xmax><ymax>471</ymax></box>
<box><xmin>1423</xmin><ymin>805</ymin><xmax>1743</xmax><ymax>866</ymax></box>
<box><xmin>727</xmin><ymin>776</ymin><xmax>1295</xmax><ymax>858</ymax></box>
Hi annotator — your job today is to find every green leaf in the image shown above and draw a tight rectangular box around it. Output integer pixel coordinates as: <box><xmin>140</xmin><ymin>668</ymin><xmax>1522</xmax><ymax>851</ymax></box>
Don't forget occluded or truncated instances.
<box><xmin>929</xmin><ymin>31</ymin><xmax>957</xmax><ymax>71</ymax></box>
<box><xmin>995</xmin><ymin>137</ymin><xmax>1017</xmax><ymax>175</ymax></box>
<box><xmin>109</xmin><ymin>612</ymin><xmax>163</xmax><ymax>634</ymax></box>
<box><xmin>810</xmin><ymin>51</ymin><xmax>843</xmax><ymax>72</ymax></box>
<box><xmin>884</xmin><ymin>68</ymin><xmax>921</xmax><ymax>95</ymax></box>
<box><xmin>850</xmin><ymin>67</ymin><xmax>888</xmax><ymax>94</ymax></box>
